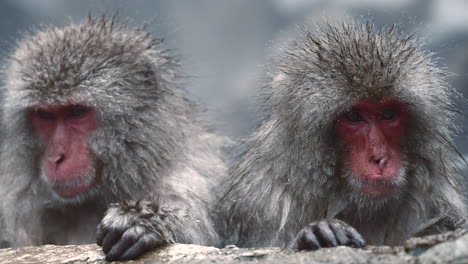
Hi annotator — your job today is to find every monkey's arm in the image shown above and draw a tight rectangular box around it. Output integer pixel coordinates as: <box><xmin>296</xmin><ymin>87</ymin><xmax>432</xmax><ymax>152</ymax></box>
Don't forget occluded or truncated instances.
<box><xmin>97</xmin><ymin>199</ymin><xmax>209</xmax><ymax>261</ymax></box>
<box><xmin>412</xmin><ymin>215</ymin><xmax>467</xmax><ymax>237</ymax></box>
<box><xmin>0</xmin><ymin>213</ymin><xmax>10</xmax><ymax>248</ymax></box>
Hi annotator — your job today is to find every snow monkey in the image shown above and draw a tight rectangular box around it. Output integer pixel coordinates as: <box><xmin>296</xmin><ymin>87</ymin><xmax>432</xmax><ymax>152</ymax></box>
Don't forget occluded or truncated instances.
<box><xmin>0</xmin><ymin>16</ymin><xmax>227</xmax><ymax>261</ymax></box>
<box><xmin>220</xmin><ymin>17</ymin><xmax>467</xmax><ymax>250</ymax></box>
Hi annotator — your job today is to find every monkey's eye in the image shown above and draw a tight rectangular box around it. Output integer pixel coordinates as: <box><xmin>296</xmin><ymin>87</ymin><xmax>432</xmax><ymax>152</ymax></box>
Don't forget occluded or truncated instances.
<box><xmin>380</xmin><ymin>108</ymin><xmax>397</xmax><ymax>120</ymax></box>
<box><xmin>343</xmin><ymin>110</ymin><xmax>364</xmax><ymax>122</ymax></box>
<box><xmin>37</xmin><ymin>110</ymin><xmax>54</xmax><ymax>121</ymax></box>
<box><xmin>68</xmin><ymin>105</ymin><xmax>89</xmax><ymax>118</ymax></box>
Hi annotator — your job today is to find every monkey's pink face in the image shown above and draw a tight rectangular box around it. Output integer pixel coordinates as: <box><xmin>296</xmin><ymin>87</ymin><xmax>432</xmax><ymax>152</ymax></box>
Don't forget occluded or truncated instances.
<box><xmin>336</xmin><ymin>98</ymin><xmax>407</xmax><ymax>199</ymax></box>
<box><xmin>31</xmin><ymin>104</ymin><xmax>98</xmax><ymax>199</ymax></box>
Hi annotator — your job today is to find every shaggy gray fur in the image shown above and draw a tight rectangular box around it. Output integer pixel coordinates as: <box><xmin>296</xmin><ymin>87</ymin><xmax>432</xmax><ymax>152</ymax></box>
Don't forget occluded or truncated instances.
<box><xmin>0</xmin><ymin>16</ymin><xmax>227</xmax><ymax>249</ymax></box>
<box><xmin>220</xmin><ymin>17</ymin><xmax>467</xmax><ymax>248</ymax></box>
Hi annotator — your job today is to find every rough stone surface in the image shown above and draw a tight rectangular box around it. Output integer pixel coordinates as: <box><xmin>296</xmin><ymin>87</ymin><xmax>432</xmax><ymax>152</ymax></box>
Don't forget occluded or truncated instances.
<box><xmin>417</xmin><ymin>231</ymin><xmax>468</xmax><ymax>264</ymax></box>
<box><xmin>0</xmin><ymin>230</ymin><xmax>467</xmax><ymax>264</ymax></box>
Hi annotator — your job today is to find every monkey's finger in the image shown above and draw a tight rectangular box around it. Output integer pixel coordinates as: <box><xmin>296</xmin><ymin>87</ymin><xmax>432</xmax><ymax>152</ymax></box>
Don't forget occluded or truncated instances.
<box><xmin>101</xmin><ymin>230</ymin><xmax>123</xmax><ymax>254</ymax></box>
<box><xmin>96</xmin><ymin>225</ymin><xmax>106</xmax><ymax>246</ymax></box>
<box><xmin>119</xmin><ymin>237</ymin><xmax>161</xmax><ymax>260</ymax></box>
<box><xmin>105</xmin><ymin>235</ymin><xmax>136</xmax><ymax>261</ymax></box>
<box><xmin>344</xmin><ymin>226</ymin><xmax>366</xmax><ymax>248</ymax></box>
<box><xmin>349</xmin><ymin>238</ymin><xmax>366</xmax><ymax>248</ymax></box>
<box><xmin>296</xmin><ymin>227</ymin><xmax>321</xmax><ymax>250</ymax></box>
<box><xmin>328</xmin><ymin>221</ymin><xmax>349</xmax><ymax>246</ymax></box>
<box><xmin>315</xmin><ymin>221</ymin><xmax>338</xmax><ymax>247</ymax></box>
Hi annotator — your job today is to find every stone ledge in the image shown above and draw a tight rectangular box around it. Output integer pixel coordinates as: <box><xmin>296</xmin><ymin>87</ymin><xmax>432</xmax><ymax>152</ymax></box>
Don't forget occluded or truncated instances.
<box><xmin>0</xmin><ymin>230</ymin><xmax>467</xmax><ymax>264</ymax></box>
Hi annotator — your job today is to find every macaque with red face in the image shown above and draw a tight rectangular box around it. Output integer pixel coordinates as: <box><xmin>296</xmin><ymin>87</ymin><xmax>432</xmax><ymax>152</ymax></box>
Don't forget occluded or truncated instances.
<box><xmin>0</xmin><ymin>17</ymin><xmax>227</xmax><ymax>261</ymax></box>
<box><xmin>220</xmin><ymin>18</ymin><xmax>467</xmax><ymax>249</ymax></box>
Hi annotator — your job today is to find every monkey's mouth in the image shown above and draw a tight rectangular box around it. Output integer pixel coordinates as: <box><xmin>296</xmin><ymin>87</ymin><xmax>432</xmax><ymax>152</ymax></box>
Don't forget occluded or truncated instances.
<box><xmin>50</xmin><ymin>173</ymin><xmax>96</xmax><ymax>198</ymax></box>
<box><xmin>358</xmin><ymin>180</ymin><xmax>395</xmax><ymax>199</ymax></box>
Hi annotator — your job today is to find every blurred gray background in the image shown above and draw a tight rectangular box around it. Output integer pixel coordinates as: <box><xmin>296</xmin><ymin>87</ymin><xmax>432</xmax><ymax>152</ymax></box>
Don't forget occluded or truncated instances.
<box><xmin>1</xmin><ymin>0</ymin><xmax>468</xmax><ymax>170</ymax></box>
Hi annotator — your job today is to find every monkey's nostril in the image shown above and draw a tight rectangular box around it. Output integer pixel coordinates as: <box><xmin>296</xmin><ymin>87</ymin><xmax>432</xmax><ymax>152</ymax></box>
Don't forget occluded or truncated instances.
<box><xmin>371</xmin><ymin>155</ymin><xmax>388</xmax><ymax>167</ymax></box>
<box><xmin>57</xmin><ymin>154</ymin><xmax>65</xmax><ymax>165</ymax></box>
<box><xmin>48</xmin><ymin>154</ymin><xmax>65</xmax><ymax>165</ymax></box>
<box><xmin>370</xmin><ymin>155</ymin><xmax>381</xmax><ymax>164</ymax></box>
<box><xmin>371</xmin><ymin>155</ymin><xmax>389</xmax><ymax>168</ymax></box>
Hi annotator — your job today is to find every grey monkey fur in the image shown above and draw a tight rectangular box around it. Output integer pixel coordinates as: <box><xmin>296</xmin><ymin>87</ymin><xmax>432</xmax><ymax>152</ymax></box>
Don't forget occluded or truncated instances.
<box><xmin>220</xmin><ymin>17</ymin><xmax>467</xmax><ymax>248</ymax></box>
<box><xmin>0</xmin><ymin>16</ymin><xmax>227</xmax><ymax>251</ymax></box>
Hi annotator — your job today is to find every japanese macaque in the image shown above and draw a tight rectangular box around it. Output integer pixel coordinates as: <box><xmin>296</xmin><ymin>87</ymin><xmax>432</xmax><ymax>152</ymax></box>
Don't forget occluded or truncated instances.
<box><xmin>220</xmin><ymin>18</ymin><xmax>467</xmax><ymax>249</ymax></box>
<box><xmin>0</xmin><ymin>16</ymin><xmax>227</xmax><ymax>260</ymax></box>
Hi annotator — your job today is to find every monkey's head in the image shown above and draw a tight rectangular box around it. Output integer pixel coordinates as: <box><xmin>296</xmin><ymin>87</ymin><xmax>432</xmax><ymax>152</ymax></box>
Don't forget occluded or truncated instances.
<box><xmin>269</xmin><ymin>18</ymin><xmax>455</xmax><ymax>207</ymax></box>
<box><xmin>3</xmin><ymin>17</ymin><xmax>184</xmax><ymax>204</ymax></box>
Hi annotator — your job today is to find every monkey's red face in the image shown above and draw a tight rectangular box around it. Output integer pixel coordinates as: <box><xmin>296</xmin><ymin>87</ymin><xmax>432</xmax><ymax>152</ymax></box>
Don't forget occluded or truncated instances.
<box><xmin>336</xmin><ymin>98</ymin><xmax>407</xmax><ymax>199</ymax></box>
<box><xmin>31</xmin><ymin>104</ymin><xmax>98</xmax><ymax>199</ymax></box>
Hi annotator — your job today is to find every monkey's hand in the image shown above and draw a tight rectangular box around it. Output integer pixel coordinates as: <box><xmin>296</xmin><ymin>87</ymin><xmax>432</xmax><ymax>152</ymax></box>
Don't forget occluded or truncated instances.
<box><xmin>291</xmin><ymin>219</ymin><xmax>366</xmax><ymax>250</ymax></box>
<box><xmin>96</xmin><ymin>200</ymin><xmax>174</xmax><ymax>261</ymax></box>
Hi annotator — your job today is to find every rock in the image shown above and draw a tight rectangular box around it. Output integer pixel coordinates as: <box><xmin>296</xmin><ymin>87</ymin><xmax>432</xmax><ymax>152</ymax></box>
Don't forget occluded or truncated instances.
<box><xmin>417</xmin><ymin>231</ymin><xmax>468</xmax><ymax>264</ymax></box>
<box><xmin>0</xmin><ymin>230</ymin><xmax>466</xmax><ymax>264</ymax></box>
<box><xmin>404</xmin><ymin>229</ymin><xmax>468</xmax><ymax>250</ymax></box>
